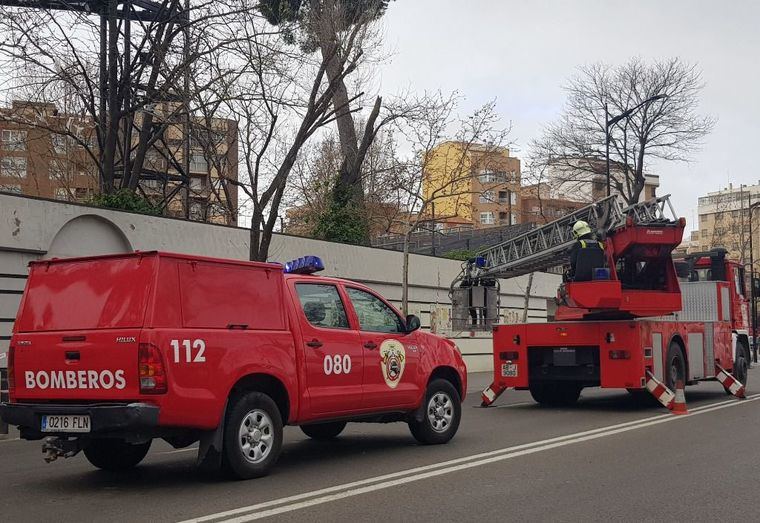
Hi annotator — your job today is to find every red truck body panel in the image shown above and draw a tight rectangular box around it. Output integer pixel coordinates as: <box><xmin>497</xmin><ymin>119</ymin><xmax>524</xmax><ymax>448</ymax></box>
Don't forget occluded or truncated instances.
<box><xmin>8</xmin><ymin>251</ymin><xmax>466</xmax><ymax>433</ymax></box>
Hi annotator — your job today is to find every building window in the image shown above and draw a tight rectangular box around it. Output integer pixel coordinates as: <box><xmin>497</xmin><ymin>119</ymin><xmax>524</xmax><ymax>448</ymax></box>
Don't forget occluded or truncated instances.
<box><xmin>479</xmin><ymin>190</ymin><xmax>495</xmax><ymax>203</ymax></box>
<box><xmin>2</xmin><ymin>129</ymin><xmax>27</xmax><ymax>151</ymax></box>
<box><xmin>700</xmin><ymin>214</ymin><xmax>707</xmax><ymax>223</ymax></box>
<box><xmin>480</xmin><ymin>212</ymin><xmax>494</xmax><ymax>225</ymax></box>
<box><xmin>189</xmin><ymin>176</ymin><xmax>205</xmax><ymax>192</ymax></box>
<box><xmin>479</xmin><ymin>172</ymin><xmax>496</xmax><ymax>184</ymax></box>
<box><xmin>0</xmin><ymin>184</ymin><xmax>22</xmax><ymax>193</ymax></box>
<box><xmin>51</xmin><ymin>134</ymin><xmax>67</xmax><ymax>154</ymax></box>
<box><xmin>189</xmin><ymin>200</ymin><xmax>206</xmax><ymax>221</ymax></box>
<box><xmin>74</xmin><ymin>187</ymin><xmax>93</xmax><ymax>200</ymax></box>
<box><xmin>512</xmin><ymin>211</ymin><xmax>519</xmax><ymax>224</ymax></box>
<box><xmin>0</xmin><ymin>157</ymin><xmax>27</xmax><ymax>178</ymax></box>
<box><xmin>190</xmin><ymin>153</ymin><xmax>208</xmax><ymax>173</ymax></box>
<box><xmin>510</xmin><ymin>191</ymin><xmax>518</xmax><ymax>205</ymax></box>
<box><xmin>55</xmin><ymin>188</ymin><xmax>72</xmax><ymax>200</ymax></box>
<box><xmin>478</xmin><ymin>171</ymin><xmax>507</xmax><ymax>184</ymax></box>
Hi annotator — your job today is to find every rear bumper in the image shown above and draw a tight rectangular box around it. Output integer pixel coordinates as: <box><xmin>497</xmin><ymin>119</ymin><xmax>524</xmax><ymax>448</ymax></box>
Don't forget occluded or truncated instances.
<box><xmin>0</xmin><ymin>402</ymin><xmax>160</xmax><ymax>438</ymax></box>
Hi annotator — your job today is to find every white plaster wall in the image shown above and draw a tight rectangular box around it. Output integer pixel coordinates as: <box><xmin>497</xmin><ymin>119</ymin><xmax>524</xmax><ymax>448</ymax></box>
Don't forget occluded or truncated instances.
<box><xmin>0</xmin><ymin>193</ymin><xmax>561</xmax><ymax>373</ymax></box>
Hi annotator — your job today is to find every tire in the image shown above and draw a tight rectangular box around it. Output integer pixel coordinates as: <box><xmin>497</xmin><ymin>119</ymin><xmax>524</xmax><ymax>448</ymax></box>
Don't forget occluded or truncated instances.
<box><xmin>408</xmin><ymin>379</ymin><xmax>461</xmax><ymax>445</ymax></box>
<box><xmin>222</xmin><ymin>391</ymin><xmax>283</xmax><ymax>479</ymax></box>
<box><xmin>529</xmin><ymin>382</ymin><xmax>582</xmax><ymax>406</ymax></box>
<box><xmin>83</xmin><ymin>438</ymin><xmax>151</xmax><ymax>471</ymax></box>
<box><xmin>300</xmin><ymin>421</ymin><xmax>347</xmax><ymax>440</ymax></box>
<box><xmin>727</xmin><ymin>341</ymin><xmax>750</xmax><ymax>395</ymax></box>
<box><xmin>664</xmin><ymin>341</ymin><xmax>686</xmax><ymax>391</ymax></box>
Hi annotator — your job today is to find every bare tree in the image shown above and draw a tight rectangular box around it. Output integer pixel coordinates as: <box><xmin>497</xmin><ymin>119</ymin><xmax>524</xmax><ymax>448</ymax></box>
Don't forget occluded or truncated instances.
<box><xmin>389</xmin><ymin>93</ymin><xmax>510</xmax><ymax>314</ymax></box>
<box><xmin>0</xmin><ymin>1</ymin><xmax>241</xmax><ymax>197</ymax></box>
<box><xmin>200</xmin><ymin>6</ymin><xmax>372</xmax><ymax>261</ymax></box>
<box><xmin>531</xmin><ymin>58</ymin><xmax>715</xmax><ymax>204</ymax></box>
<box><xmin>260</xmin><ymin>0</ymin><xmax>395</xmax><ymax>243</ymax></box>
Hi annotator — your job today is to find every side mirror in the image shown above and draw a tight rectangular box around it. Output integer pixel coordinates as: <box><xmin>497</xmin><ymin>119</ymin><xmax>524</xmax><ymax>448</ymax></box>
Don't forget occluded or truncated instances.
<box><xmin>406</xmin><ymin>314</ymin><xmax>421</xmax><ymax>333</ymax></box>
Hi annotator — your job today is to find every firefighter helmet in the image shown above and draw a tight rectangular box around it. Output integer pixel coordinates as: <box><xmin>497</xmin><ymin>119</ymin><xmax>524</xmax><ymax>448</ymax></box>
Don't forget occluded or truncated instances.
<box><xmin>572</xmin><ymin>220</ymin><xmax>592</xmax><ymax>239</ymax></box>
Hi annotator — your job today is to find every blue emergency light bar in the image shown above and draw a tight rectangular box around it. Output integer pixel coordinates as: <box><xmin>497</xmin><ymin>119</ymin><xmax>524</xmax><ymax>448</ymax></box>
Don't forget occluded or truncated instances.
<box><xmin>284</xmin><ymin>255</ymin><xmax>325</xmax><ymax>275</ymax></box>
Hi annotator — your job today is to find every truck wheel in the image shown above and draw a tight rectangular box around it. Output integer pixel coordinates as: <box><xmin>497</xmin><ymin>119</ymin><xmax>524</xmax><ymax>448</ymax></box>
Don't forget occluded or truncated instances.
<box><xmin>223</xmin><ymin>391</ymin><xmax>283</xmax><ymax>479</ymax></box>
<box><xmin>83</xmin><ymin>439</ymin><xmax>151</xmax><ymax>471</ymax></box>
<box><xmin>300</xmin><ymin>421</ymin><xmax>347</xmax><ymax>440</ymax></box>
<box><xmin>529</xmin><ymin>382</ymin><xmax>582</xmax><ymax>406</ymax></box>
<box><xmin>408</xmin><ymin>379</ymin><xmax>461</xmax><ymax>445</ymax></box>
<box><xmin>726</xmin><ymin>342</ymin><xmax>750</xmax><ymax>394</ymax></box>
<box><xmin>665</xmin><ymin>342</ymin><xmax>686</xmax><ymax>391</ymax></box>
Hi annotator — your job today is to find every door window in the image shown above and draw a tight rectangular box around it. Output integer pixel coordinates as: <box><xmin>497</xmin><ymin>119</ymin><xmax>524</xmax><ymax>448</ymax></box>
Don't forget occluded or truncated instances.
<box><xmin>346</xmin><ymin>287</ymin><xmax>404</xmax><ymax>333</ymax></box>
<box><xmin>295</xmin><ymin>283</ymin><xmax>350</xmax><ymax>329</ymax></box>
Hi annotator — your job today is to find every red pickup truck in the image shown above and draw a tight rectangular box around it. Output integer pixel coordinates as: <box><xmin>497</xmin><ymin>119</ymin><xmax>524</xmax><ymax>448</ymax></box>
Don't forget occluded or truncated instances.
<box><xmin>0</xmin><ymin>252</ymin><xmax>466</xmax><ymax>479</ymax></box>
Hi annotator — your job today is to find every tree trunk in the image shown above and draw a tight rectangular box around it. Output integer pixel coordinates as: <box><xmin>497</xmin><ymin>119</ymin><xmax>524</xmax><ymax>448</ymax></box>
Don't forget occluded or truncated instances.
<box><xmin>402</xmin><ymin>231</ymin><xmax>411</xmax><ymax>315</ymax></box>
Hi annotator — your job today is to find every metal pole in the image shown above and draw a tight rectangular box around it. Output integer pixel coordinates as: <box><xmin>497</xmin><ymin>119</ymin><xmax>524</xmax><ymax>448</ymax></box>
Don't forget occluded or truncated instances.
<box><xmin>183</xmin><ymin>0</ymin><xmax>191</xmax><ymax>219</ymax></box>
<box><xmin>750</xmin><ymin>200</ymin><xmax>758</xmax><ymax>362</ymax></box>
<box><xmin>605</xmin><ymin>103</ymin><xmax>611</xmax><ymax>197</ymax></box>
<box><xmin>122</xmin><ymin>1</ymin><xmax>132</xmax><ymax>187</ymax></box>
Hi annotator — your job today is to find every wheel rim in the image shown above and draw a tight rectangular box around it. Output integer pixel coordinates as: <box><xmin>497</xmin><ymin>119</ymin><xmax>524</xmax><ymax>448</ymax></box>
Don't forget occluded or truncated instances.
<box><xmin>427</xmin><ymin>391</ymin><xmax>454</xmax><ymax>433</ymax></box>
<box><xmin>238</xmin><ymin>409</ymin><xmax>274</xmax><ymax>464</ymax></box>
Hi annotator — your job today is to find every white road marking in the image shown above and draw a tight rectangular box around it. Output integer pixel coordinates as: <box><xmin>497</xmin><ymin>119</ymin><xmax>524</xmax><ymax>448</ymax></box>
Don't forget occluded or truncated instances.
<box><xmin>0</xmin><ymin>437</ymin><xmax>20</xmax><ymax>443</ymax></box>
<box><xmin>180</xmin><ymin>395</ymin><xmax>759</xmax><ymax>523</ymax></box>
<box><xmin>494</xmin><ymin>401</ymin><xmax>532</xmax><ymax>409</ymax></box>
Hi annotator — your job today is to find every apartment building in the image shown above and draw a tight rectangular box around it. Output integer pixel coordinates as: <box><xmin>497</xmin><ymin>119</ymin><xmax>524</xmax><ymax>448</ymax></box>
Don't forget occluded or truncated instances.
<box><xmin>422</xmin><ymin>142</ymin><xmax>521</xmax><ymax>229</ymax></box>
<box><xmin>695</xmin><ymin>182</ymin><xmax>760</xmax><ymax>263</ymax></box>
<box><xmin>0</xmin><ymin>100</ymin><xmax>238</xmax><ymax>225</ymax></box>
<box><xmin>520</xmin><ymin>182</ymin><xmax>586</xmax><ymax>225</ymax></box>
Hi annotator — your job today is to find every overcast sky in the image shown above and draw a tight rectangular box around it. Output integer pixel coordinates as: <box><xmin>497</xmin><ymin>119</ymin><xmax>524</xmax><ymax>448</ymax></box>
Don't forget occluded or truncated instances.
<box><xmin>377</xmin><ymin>0</ymin><xmax>760</xmax><ymax>231</ymax></box>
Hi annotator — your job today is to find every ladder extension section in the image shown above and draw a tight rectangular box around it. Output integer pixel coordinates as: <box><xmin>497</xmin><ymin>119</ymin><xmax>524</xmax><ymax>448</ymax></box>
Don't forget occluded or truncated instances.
<box><xmin>475</xmin><ymin>194</ymin><xmax>677</xmax><ymax>280</ymax></box>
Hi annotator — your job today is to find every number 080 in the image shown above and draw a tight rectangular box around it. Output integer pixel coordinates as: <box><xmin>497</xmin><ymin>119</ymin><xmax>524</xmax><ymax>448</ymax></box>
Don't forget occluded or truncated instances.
<box><xmin>323</xmin><ymin>354</ymin><xmax>352</xmax><ymax>375</ymax></box>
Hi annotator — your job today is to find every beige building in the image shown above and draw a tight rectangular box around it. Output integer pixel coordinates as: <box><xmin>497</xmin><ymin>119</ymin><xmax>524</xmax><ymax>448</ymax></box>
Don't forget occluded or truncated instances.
<box><xmin>695</xmin><ymin>182</ymin><xmax>760</xmax><ymax>263</ymax></box>
<box><xmin>0</xmin><ymin>100</ymin><xmax>238</xmax><ymax>225</ymax></box>
<box><xmin>422</xmin><ymin>142</ymin><xmax>521</xmax><ymax>229</ymax></box>
<box><xmin>544</xmin><ymin>158</ymin><xmax>659</xmax><ymax>204</ymax></box>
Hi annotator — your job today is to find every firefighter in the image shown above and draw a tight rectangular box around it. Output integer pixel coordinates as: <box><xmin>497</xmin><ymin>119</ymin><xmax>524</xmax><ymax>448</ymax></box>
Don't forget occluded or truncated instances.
<box><xmin>568</xmin><ymin>220</ymin><xmax>605</xmax><ymax>281</ymax></box>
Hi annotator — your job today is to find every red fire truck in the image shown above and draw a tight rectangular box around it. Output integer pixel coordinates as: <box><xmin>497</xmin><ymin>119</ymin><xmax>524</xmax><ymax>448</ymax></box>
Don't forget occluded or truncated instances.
<box><xmin>450</xmin><ymin>195</ymin><xmax>749</xmax><ymax>409</ymax></box>
<box><xmin>0</xmin><ymin>253</ymin><xmax>466</xmax><ymax>478</ymax></box>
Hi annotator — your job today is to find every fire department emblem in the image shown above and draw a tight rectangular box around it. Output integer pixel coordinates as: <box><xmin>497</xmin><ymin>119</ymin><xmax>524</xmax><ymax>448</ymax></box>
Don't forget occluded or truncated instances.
<box><xmin>379</xmin><ymin>340</ymin><xmax>406</xmax><ymax>389</ymax></box>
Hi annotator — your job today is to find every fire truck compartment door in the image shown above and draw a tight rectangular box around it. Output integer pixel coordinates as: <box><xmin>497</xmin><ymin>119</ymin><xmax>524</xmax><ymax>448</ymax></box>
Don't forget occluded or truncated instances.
<box><xmin>687</xmin><ymin>332</ymin><xmax>705</xmax><ymax>380</ymax></box>
<box><xmin>652</xmin><ymin>333</ymin><xmax>663</xmax><ymax>381</ymax></box>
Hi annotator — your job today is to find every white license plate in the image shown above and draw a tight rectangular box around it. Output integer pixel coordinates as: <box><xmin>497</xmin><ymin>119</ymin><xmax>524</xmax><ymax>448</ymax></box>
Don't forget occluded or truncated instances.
<box><xmin>41</xmin><ymin>415</ymin><xmax>91</xmax><ymax>433</ymax></box>
<box><xmin>501</xmin><ymin>363</ymin><xmax>518</xmax><ymax>377</ymax></box>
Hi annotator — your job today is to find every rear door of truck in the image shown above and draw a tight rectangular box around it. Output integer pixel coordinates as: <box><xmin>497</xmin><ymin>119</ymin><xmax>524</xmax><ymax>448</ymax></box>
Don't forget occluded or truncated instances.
<box><xmin>11</xmin><ymin>254</ymin><xmax>156</xmax><ymax>402</ymax></box>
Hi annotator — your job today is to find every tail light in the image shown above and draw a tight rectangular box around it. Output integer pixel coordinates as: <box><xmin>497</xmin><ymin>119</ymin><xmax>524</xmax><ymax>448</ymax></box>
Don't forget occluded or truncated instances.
<box><xmin>6</xmin><ymin>345</ymin><xmax>15</xmax><ymax>401</ymax></box>
<box><xmin>139</xmin><ymin>343</ymin><xmax>167</xmax><ymax>394</ymax></box>
<box><xmin>609</xmin><ymin>350</ymin><xmax>631</xmax><ymax>360</ymax></box>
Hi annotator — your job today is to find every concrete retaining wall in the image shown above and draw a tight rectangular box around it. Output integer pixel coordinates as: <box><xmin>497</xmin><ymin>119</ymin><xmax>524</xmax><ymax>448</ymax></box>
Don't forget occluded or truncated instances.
<box><xmin>0</xmin><ymin>192</ymin><xmax>561</xmax><ymax>373</ymax></box>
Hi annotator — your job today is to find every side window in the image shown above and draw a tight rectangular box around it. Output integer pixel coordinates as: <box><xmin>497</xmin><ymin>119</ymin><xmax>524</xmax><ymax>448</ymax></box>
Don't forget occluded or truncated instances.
<box><xmin>295</xmin><ymin>284</ymin><xmax>350</xmax><ymax>329</ymax></box>
<box><xmin>346</xmin><ymin>287</ymin><xmax>404</xmax><ymax>333</ymax></box>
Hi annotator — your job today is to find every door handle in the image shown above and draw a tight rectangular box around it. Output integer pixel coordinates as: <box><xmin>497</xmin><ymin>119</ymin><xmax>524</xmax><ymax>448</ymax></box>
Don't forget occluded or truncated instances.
<box><xmin>364</xmin><ymin>341</ymin><xmax>378</xmax><ymax>350</ymax></box>
<box><xmin>306</xmin><ymin>339</ymin><xmax>323</xmax><ymax>348</ymax></box>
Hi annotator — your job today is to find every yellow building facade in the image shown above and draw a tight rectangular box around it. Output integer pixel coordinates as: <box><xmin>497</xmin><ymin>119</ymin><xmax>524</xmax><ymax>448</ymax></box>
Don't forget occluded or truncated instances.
<box><xmin>422</xmin><ymin>142</ymin><xmax>521</xmax><ymax>228</ymax></box>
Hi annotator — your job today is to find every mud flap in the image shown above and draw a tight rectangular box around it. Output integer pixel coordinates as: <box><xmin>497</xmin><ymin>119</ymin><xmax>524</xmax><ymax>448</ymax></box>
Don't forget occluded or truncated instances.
<box><xmin>197</xmin><ymin>401</ymin><xmax>226</xmax><ymax>471</ymax></box>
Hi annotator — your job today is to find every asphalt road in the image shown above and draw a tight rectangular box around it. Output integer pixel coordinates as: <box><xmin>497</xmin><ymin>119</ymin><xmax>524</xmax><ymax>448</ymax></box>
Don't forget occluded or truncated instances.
<box><xmin>1</xmin><ymin>370</ymin><xmax>758</xmax><ymax>522</ymax></box>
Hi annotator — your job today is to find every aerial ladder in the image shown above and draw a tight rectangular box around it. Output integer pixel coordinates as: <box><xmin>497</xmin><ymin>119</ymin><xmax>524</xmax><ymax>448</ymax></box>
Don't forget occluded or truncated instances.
<box><xmin>450</xmin><ymin>194</ymin><xmax>681</xmax><ymax>331</ymax></box>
